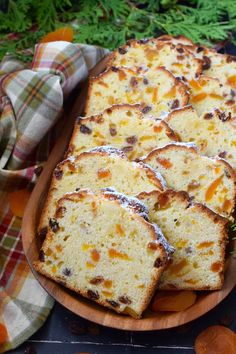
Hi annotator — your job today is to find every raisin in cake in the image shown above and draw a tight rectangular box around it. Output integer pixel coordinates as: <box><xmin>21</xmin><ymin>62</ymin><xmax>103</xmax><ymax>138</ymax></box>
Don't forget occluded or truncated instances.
<box><xmin>138</xmin><ymin>190</ymin><xmax>228</xmax><ymax>290</ymax></box>
<box><xmin>188</xmin><ymin>76</ymin><xmax>236</xmax><ymax>119</ymax></box>
<box><xmin>38</xmin><ymin>147</ymin><xmax>165</xmax><ymax>236</ymax></box>
<box><xmin>107</xmin><ymin>39</ymin><xmax>202</xmax><ymax>82</ymax></box>
<box><xmin>68</xmin><ymin>104</ymin><xmax>179</xmax><ymax>160</ymax></box>
<box><xmin>141</xmin><ymin>143</ymin><xmax>236</xmax><ymax>219</ymax></box>
<box><xmin>85</xmin><ymin>66</ymin><xmax>189</xmax><ymax>117</ymax></box>
<box><xmin>165</xmin><ymin>105</ymin><xmax>236</xmax><ymax>169</ymax></box>
<box><xmin>34</xmin><ymin>189</ymin><xmax>173</xmax><ymax>318</ymax></box>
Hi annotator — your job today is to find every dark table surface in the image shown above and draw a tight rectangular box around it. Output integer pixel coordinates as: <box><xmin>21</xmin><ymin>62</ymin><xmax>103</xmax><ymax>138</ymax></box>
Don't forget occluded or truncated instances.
<box><xmin>8</xmin><ymin>42</ymin><xmax>236</xmax><ymax>354</ymax></box>
<box><xmin>8</xmin><ymin>287</ymin><xmax>236</xmax><ymax>354</ymax></box>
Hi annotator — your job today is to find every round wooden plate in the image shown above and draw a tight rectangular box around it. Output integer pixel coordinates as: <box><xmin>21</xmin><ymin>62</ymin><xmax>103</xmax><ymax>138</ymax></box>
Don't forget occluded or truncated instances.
<box><xmin>22</xmin><ymin>56</ymin><xmax>236</xmax><ymax>331</ymax></box>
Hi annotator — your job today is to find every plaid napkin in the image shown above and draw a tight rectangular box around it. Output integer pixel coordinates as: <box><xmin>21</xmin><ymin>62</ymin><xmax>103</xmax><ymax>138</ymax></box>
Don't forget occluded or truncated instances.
<box><xmin>0</xmin><ymin>41</ymin><xmax>108</xmax><ymax>353</ymax></box>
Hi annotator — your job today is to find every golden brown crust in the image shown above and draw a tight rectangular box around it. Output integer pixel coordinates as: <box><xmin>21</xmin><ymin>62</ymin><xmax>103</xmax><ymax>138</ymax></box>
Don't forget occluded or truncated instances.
<box><xmin>165</xmin><ymin>105</ymin><xmax>195</xmax><ymax>122</ymax></box>
<box><xmin>157</xmin><ymin>35</ymin><xmax>195</xmax><ymax>46</ymax></box>
<box><xmin>143</xmin><ymin>142</ymin><xmax>198</xmax><ymax>162</ymax></box>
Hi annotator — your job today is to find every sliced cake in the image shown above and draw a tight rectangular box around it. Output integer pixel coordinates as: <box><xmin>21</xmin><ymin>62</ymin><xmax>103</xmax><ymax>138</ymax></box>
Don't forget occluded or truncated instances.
<box><xmin>141</xmin><ymin>143</ymin><xmax>236</xmax><ymax>219</ymax></box>
<box><xmin>34</xmin><ymin>189</ymin><xmax>173</xmax><ymax>318</ymax></box>
<box><xmin>107</xmin><ymin>39</ymin><xmax>202</xmax><ymax>82</ymax></box>
<box><xmin>158</xmin><ymin>37</ymin><xmax>236</xmax><ymax>87</ymax></box>
<box><xmin>38</xmin><ymin>147</ymin><xmax>166</xmax><ymax>235</ymax></box>
<box><xmin>85</xmin><ymin>66</ymin><xmax>189</xmax><ymax>117</ymax></box>
<box><xmin>165</xmin><ymin>105</ymin><xmax>236</xmax><ymax>169</ymax></box>
<box><xmin>158</xmin><ymin>36</ymin><xmax>236</xmax><ymax>89</ymax></box>
<box><xmin>138</xmin><ymin>190</ymin><xmax>228</xmax><ymax>290</ymax></box>
<box><xmin>188</xmin><ymin>75</ymin><xmax>236</xmax><ymax>118</ymax></box>
<box><xmin>68</xmin><ymin>104</ymin><xmax>179</xmax><ymax>160</ymax></box>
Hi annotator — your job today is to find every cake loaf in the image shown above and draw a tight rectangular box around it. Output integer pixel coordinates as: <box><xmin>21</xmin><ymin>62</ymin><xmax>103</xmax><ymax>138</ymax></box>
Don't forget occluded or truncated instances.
<box><xmin>165</xmin><ymin>105</ymin><xmax>236</xmax><ymax>169</ymax></box>
<box><xmin>138</xmin><ymin>190</ymin><xmax>228</xmax><ymax>290</ymax></box>
<box><xmin>85</xmin><ymin>66</ymin><xmax>189</xmax><ymax>117</ymax></box>
<box><xmin>107</xmin><ymin>39</ymin><xmax>202</xmax><ymax>82</ymax></box>
<box><xmin>38</xmin><ymin>147</ymin><xmax>165</xmax><ymax>236</ymax></box>
<box><xmin>141</xmin><ymin>143</ymin><xmax>236</xmax><ymax>219</ymax></box>
<box><xmin>34</xmin><ymin>189</ymin><xmax>173</xmax><ymax>318</ymax></box>
<box><xmin>68</xmin><ymin>104</ymin><xmax>179</xmax><ymax>160</ymax></box>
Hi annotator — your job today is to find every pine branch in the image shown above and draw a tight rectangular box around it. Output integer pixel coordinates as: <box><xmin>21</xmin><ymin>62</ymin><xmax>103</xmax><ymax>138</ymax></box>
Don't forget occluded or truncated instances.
<box><xmin>1</xmin><ymin>0</ymin><xmax>236</xmax><ymax>62</ymax></box>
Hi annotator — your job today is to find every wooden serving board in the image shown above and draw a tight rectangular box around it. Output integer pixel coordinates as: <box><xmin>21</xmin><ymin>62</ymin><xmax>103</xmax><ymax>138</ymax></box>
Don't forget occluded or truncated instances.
<box><xmin>22</xmin><ymin>56</ymin><xmax>236</xmax><ymax>331</ymax></box>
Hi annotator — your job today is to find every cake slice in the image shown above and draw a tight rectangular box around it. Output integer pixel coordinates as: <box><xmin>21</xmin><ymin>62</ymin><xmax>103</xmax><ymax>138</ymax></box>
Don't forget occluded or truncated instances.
<box><xmin>141</xmin><ymin>143</ymin><xmax>236</xmax><ymax>219</ymax></box>
<box><xmin>68</xmin><ymin>104</ymin><xmax>179</xmax><ymax>160</ymax></box>
<box><xmin>34</xmin><ymin>189</ymin><xmax>173</xmax><ymax>318</ymax></box>
<box><xmin>107</xmin><ymin>39</ymin><xmax>202</xmax><ymax>82</ymax></box>
<box><xmin>165</xmin><ymin>105</ymin><xmax>236</xmax><ymax>169</ymax></box>
<box><xmin>85</xmin><ymin>66</ymin><xmax>189</xmax><ymax>117</ymax></box>
<box><xmin>155</xmin><ymin>36</ymin><xmax>236</xmax><ymax>88</ymax></box>
<box><xmin>188</xmin><ymin>75</ymin><xmax>236</xmax><ymax>119</ymax></box>
<box><xmin>38</xmin><ymin>147</ymin><xmax>166</xmax><ymax>236</ymax></box>
<box><xmin>138</xmin><ymin>190</ymin><xmax>228</xmax><ymax>290</ymax></box>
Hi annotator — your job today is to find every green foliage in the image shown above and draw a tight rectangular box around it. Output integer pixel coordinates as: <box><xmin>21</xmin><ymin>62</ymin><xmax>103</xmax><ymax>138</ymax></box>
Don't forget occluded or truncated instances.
<box><xmin>0</xmin><ymin>0</ymin><xmax>236</xmax><ymax>62</ymax></box>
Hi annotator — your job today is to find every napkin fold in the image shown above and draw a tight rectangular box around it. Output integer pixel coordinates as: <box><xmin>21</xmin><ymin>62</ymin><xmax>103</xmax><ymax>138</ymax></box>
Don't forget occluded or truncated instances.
<box><xmin>0</xmin><ymin>41</ymin><xmax>108</xmax><ymax>353</ymax></box>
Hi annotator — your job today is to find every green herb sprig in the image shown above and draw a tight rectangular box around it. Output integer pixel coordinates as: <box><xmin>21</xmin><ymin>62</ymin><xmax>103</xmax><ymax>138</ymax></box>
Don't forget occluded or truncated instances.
<box><xmin>0</xmin><ymin>0</ymin><xmax>236</xmax><ymax>62</ymax></box>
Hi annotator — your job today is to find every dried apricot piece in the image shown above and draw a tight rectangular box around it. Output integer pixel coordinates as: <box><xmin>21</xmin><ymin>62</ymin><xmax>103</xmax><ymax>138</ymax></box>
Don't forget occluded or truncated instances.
<box><xmin>227</xmin><ymin>75</ymin><xmax>236</xmax><ymax>88</ymax></box>
<box><xmin>156</xmin><ymin>157</ymin><xmax>172</xmax><ymax>169</ymax></box>
<box><xmin>151</xmin><ymin>290</ymin><xmax>197</xmax><ymax>312</ymax></box>
<box><xmin>205</xmin><ymin>175</ymin><xmax>223</xmax><ymax>202</ymax></box>
<box><xmin>195</xmin><ymin>325</ymin><xmax>236</xmax><ymax>354</ymax></box>
<box><xmin>9</xmin><ymin>188</ymin><xmax>31</xmax><ymax>218</ymax></box>
<box><xmin>191</xmin><ymin>93</ymin><xmax>207</xmax><ymax>103</ymax></box>
<box><xmin>0</xmin><ymin>323</ymin><xmax>8</xmax><ymax>344</ymax></box>
<box><xmin>40</xmin><ymin>27</ymin><xmax>73</xmax><ymax>43</ymax></box>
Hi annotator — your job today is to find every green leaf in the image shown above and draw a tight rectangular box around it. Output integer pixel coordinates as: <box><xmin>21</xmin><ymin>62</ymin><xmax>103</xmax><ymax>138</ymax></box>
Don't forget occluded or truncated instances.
<box><xmin>1</xmin><ymin>0</ymin><xmax>236</xmax><ymax>62</ymax></box>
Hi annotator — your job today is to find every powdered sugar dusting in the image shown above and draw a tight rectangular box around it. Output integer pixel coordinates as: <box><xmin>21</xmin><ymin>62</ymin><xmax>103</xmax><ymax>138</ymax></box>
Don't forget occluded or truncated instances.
<box><xmin>138</xmin><ymin>162</ymin><xmax>167</xmax><ymax>189</ymax></box>
<box><xmin>102</xmin><ymin>187</ymin><xmax>149</xmax><ymax>220</ymax></box>
<box><xmin>151</xmin><ymin>223</ymin><xmax>175</xmax><ymax>260</ymax></box>
<box><xmin>90</xmin><ymin>146</ymin><xmax>127</xmax><ymax>158</ymax></box>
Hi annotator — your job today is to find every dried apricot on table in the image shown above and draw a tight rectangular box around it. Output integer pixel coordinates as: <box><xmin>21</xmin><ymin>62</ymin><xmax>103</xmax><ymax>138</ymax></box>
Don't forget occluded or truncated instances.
<box><xmin>151</xmin><ymin>290</ymin><xmax>197</xmax><ymax>312</ymax></box>
<box><xmin>9</xmin><ymin>188</ymin><xmax>31</xmax><ymax>218</ymax></box>
<box><xmin>195</xmin><ymin>325</ymin><xmax>236</xmax><ymax>354</ymax></box>
<box><xmin>0</xmin><ymin>323</ymin><xmax>8</xmax><ymax>344</ymax></box>
<box><xmin>40</xmin><ymin>27</ymin><xmax>73</xmax><ymax>43</ymax></box>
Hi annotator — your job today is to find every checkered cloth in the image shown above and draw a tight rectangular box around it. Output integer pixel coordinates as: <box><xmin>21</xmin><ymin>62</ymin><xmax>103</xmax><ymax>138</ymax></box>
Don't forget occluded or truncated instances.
<box><xmin>0</xmin><ymin>41</ymin><xmax>108</xmax><ymax>353</ymax></box>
